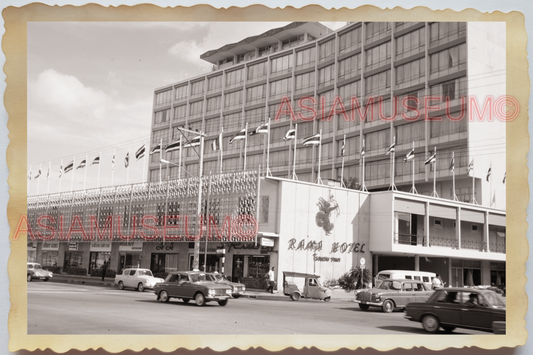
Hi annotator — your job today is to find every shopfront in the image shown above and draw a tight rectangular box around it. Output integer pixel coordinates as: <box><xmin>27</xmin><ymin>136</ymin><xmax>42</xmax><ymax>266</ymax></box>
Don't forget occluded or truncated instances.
<box><xmin>118</xmin><ymin>241</ymin><xmax>143</xmax><ymax>274</ymax></box>
<box><xmin>148</xmin><ymin>242</ymin><xmax>180</xmax><ymax>273</ymax></box>
<box><xmin>41</xmin><ymin>241</ymin><xmax>59</xmax><ymax>268</ymax></box>
<box><xmin>89</xmin><ymin>241</ymin><xmax>112</xmax><ymax>274</ymax></box>
<box><xmin>27</xmin><ymin>241</ymin><xmax>37</xmax><ymax>263</ymax></box>
<box><xmin>63</xmin><ymin>242</ymin><xmax>84</xmax><ymax>272</ymax></box>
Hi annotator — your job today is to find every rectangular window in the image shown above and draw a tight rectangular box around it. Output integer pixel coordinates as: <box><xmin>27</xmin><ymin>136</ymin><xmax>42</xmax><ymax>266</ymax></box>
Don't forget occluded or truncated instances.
<box><xmin>226</xmin><ymin>68</ymin><xmax>244</xmax><ymax>88</ymax></box>
<box><xmin>224</xmin><ymin>90</ymin><xmax>243</xmax><ymax>108</ymax></box>
<box><xmin>338</xmin><ymin>54</ymin><xmax>360</xmax><ymax>81</ymax></box>
<box><xmin>395</xmin><ymin>27</ymin><xmax>426</xmax><ymax>60</ymax></box>
<box><xmin>206</xmin><ymin>96</ymin><xmax>221</xmax><ymax>113</ymax></box>
<box><xmin>208</xmin><ymin>75</ymin><xmax>222</xmax><ymax>92</ymax></box>
<box><xmin>396</xmin><ymin>58</ymin><xmax>425</xmax><ymax>89</ymax></box>
<box><xmin>155</xmin><ymin>90</ymin><xmax>172</xmax><ymax>106</ymax></box>
<box><xmin>365</xmin><ymin>41</ymin><xmax>391</xmax><ymax>71</ymax></box>
<box><xmin>246</xmin><ymin>84</ymin><xmax>266</xmax><ymax>103</ymax></box>
<box><xmin>269</xmin><ymin>78</ymin><xmax>292</xmax><ymax>99</ymax></box>
<box><xmin>318</xmin><ymin>39</ymin><xmax>335</xmax><ymax>62</ymax></box>
<box><xmin>247</xmin><ymin>61</ymin><xmax>267</xmax><ymax>82</ymax></box>
<box><xmin>189</xmin><ymin>101</ymin><xmax>203</xmax><ymax>117</ymax></box>
<box><xmin>365</xmin><ymin>70</ymin><xmax>391</xmax><ymax>96</ymax></box>
<box><xmin>429</xmin><ymin>22</ymin><xmax>467</xmax><ymax>48</ymax></box>
<box><xmin>429</xmin><ymin>44</ymin><xmax>467</xmax><ymax>78</ymax></box>
<box><xmin>271</xmin><ymin>54</ymin><xmax>293</xmax><ymax>74</ymax></box>
<box><xmin>191</xmin><ymin>80</ymin><xmax>205</xmax><ymax>96</ymax></box>
<box><xmin>295</xmin><ymin>47</ymin><xmax>316</xmax><ymax>70</ymax></box>
<box><xmin>318</xmin><ymin>65</ymin><xmax>335</xmax><ymax>87</ymax></box>
<box><xmin>295</xmin><ymin>72</ymin><xmax>315</xmax><ymax>94</ymax></box>
<box><xmin>339</xmin><ymin>27</ymin><xmax>361</xmax><ymax>54</ymax></box>
<box><xmin>154</xmin><ymin>109</ymin><xmax>170</xmax><ymax>124</ymax></box>
<box><xmin>175</xmin><ymin>85</ymin><xmax>188</xmax><ymax>101</ymax></box>
<box><xmin>173</xmin><ymin>105</ymin><xmax>187</xmax><ymax>121</ymax></box>
<box><xmin>365</xmin><ymin>22</ymin><xmax>391</xmax><ymax>43</ymax></box>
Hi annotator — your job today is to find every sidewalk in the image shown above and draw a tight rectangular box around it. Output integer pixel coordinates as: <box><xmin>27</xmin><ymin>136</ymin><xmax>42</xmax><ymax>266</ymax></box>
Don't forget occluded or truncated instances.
<box><xmin>47</xmin><ymin>275</ymin><xmax>355</xmax><ymax>302</ymax></box>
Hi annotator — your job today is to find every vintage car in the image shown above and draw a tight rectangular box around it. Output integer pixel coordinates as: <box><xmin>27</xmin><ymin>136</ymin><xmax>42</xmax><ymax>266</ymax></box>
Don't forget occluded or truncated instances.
<box><xmin>354</xmin><ymin>279</ymin><xmax>433</xmax><ymax>313</ymax></box>
<box><xmin>405</xmin><ymin>287</ymin><xmax>506</xmax><ymax>333</ymax></box>
<box><xmin>206</xmin><ymin>272</ymin><xmax>246</xmax><ymax>298</ymax></box>
<box><xmin>27</xmin><ymin>262</ymin><xmax>53</xmax><ymax>282</ymax></box>
<box><xmin>283</xmin><ymin>271</ymin><xmax>332</xmax><ymax>302</ymax></box>
<box><xmin>154</xmin><ymin>271</ymin><xmax>232</xmax><ymax>306</ymax></box>
<box><xmin>115</xmin><ymin>268</ymin><xmax>165</xmax><ymax>292</ymax></box>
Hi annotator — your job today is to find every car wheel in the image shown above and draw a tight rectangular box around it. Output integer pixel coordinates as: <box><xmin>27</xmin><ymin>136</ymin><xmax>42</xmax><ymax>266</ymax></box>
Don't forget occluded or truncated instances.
<box><xmin>359</xmin><ymin>304</ymin><xmax>370</xmax><ymax>311</ymax></box>
<box><xmin>195</xmin><ymin>293</ymin><xmax>206</xmax><ymax>307</ymax></box>
<box><xmin>118</xmin><ymin>281</ymin><xmax>124</xmax><ymax>290</ymax></box>
<box><xmin>218</xmin><ymin>300</ymin><xmax>228</xmax><ymax>306</ymax></box>
<box><xmin>43</xmin><ymin>278</ymin><xmax>49</xmax><ymax>282</ymax></box>
<box><xmin>159</xmin><ymin>290</ymin><xmax>170</xmax><ymax>303</ymax></box>
<box><xmin>137</xmin><ymin>283</ymin><xmax>145</xmax><ymax>292</ymax></box>
<box><xmin>442</xmin><ymin>326</ymin><xmax>456</xmax><ymax>333</ymax></box>
<box><xmin>233</xmin><ymin>295</ymin><xmax>240</xmax><ymax>299</ymax></box>
<box><xmin>182</xmin><ymin>299</ymin><xmax>190</xmax><ymax>304</ymax></box>
<box><xmin>291</xmin><ymin>292</ymin><xmax>300</xmax><ymax>301</ymax></box>
<box><xmin>382</xmin><ymin>300</ymin><xmax>395</xmax><ymax>313</ymax></box>
<box><xmin>422</xmin><ymin>315</ymin><xmax>440</xmax><ymax>333</ymax></box>
<box><xmin>27</xmin><ymin>274</ymin><xmax>32</xmax><ymax>282</ymax></box>
<box><xmin>323</xmin><ymin>297</ymin><xmax>331</xmax><ymax>302</ymax></box>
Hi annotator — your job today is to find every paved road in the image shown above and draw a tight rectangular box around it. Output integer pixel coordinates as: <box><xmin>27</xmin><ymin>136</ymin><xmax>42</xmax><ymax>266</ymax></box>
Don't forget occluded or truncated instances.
<box><xmin>27</xmin><ymin>282</ymin><xmax>486</xmax><ymax>335</ymax></box>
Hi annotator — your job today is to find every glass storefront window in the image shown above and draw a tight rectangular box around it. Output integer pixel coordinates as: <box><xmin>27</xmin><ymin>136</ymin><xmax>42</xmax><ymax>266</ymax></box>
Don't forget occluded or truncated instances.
<box><xmin>64</xmin><ymin>251</ymin><xmax>83</xmax><ymax>271</ymax></box>
<box><xmin>42</xmin><ymin>251</ymin><xmax>59</xmax><ymax>267</ymax></box>
<box><xmin>89</xmin><ymin>252</ymin><xmax>110</xmax><ymax>274</ymax></box>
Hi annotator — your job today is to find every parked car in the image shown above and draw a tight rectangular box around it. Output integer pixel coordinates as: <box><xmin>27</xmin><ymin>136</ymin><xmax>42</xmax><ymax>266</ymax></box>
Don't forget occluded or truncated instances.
<box><xmin>374</xmin><ymin>270</ymin><xmax>436</xmax><ymax>290</ymax></box>
<box><xmin>154</xmin><ymin>271</ymin><xmax>232</xmax><ymax>306</ymax></box>
<box><xmin>115</xmin><ymin>268</ymin><xmax>165</xmax><ymax>292</ymax></box>
<box><xmin>205</xmin><ymin>272</ymin><xmax>246</xmax><ymax>298</ymax></box>
<box><xmin>354</xmin><ymin>279</ymin><xmax>433</xmax><ymax>313</ymax></box>
<box><xmin>27</xmin><ymin>262</ymin><xmax>53</xmax><ymax>282</ymax></box>
<box><xmin>404</xmin><ymin>287</ymin><xmax>506</xmax><ymax>333</ymax></box>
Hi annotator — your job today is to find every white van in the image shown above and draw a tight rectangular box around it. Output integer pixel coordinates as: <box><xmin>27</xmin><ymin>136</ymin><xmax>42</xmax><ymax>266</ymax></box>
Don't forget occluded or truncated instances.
<box><xmin>374</xmin><ymin>270</ymin><xmax>437</xmax><ymax>290</ymax></box>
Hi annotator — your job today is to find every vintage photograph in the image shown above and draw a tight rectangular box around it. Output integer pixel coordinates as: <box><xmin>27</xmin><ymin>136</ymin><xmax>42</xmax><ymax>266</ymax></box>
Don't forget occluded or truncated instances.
<box><xmin>5</xmin><ymin>4</ymin><xmax>528</xmax><ymax>353</ymax></box>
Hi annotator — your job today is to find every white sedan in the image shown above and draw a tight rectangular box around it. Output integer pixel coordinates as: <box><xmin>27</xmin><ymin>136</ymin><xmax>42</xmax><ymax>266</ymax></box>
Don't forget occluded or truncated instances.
<box><xmin>115</xmin><ymin>268</ymin><xmax>165</xmax><ymax>292</ymax></box>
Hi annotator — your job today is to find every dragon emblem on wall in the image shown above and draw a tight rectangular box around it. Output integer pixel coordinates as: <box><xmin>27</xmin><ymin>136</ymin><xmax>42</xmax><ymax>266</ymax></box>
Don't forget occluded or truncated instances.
<box><xmin>315</xmin><ymin>194</ymin><xmax>340</xmax><ymax>235</ymax></box>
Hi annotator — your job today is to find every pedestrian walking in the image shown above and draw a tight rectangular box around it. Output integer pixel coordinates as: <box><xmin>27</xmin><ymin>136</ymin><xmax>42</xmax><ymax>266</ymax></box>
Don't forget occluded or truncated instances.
<box><xmin>432</xmin><ymin>274</ymin><xmax>443</xmax><ymax>290</ymax></box>
<box><xmin>101</xmin><ymin>261</ymin><xmax>107</xmax><ymax>281</ymax></box>
<box><xmin>266</xmin><ymin>267</ymin><xmax>276</xmax><ymax>293</ymax></box>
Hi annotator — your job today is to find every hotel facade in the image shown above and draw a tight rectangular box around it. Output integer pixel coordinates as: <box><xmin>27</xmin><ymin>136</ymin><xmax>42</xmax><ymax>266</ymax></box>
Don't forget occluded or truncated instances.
<box><xmin>27</xmin><ymin>22</ymin><xmax>506</xmax><ymax>291</ymax></box>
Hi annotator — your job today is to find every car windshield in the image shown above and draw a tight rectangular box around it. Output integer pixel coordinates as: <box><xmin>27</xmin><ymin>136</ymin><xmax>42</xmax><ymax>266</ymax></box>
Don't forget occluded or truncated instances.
<box><xmin>377</xmin><ymin>280</ymin><xmax>401</xmax><ymax>290</ymax></box>
<box><xmin>33</xmin><ymin>264</ymin><xmax>42</xmax><ymax>269</ymax></box>
<box><xmin>138</xmin><ymin>270</ymin><xmax>153</xmax><ymax>277</ymax></box>
<box><xmin>212</xmin><ymin>274</ymin><xmax>226</xmax><ymax>282</ymax></box>
<box><xmin>189</xmin><ymin>273</ymin><xmax>207</xmax><ymax>282</ymax></box>
<box><xmin>483</xmin><ymin>291</ymin><xmax>506</xmax><ymax>308</ymax></box>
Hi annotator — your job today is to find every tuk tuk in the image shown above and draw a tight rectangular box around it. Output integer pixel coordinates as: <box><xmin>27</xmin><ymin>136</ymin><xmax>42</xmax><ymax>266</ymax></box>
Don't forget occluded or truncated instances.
<box><xmin>282</xmin><ymin>271</ymin><xmax>332</xmax><ymax>302</ymax></box>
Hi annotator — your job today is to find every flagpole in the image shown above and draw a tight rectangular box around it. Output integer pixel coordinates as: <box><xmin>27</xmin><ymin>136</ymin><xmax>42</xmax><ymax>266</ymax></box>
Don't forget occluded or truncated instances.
<box><xmin>452</xmin><ymin>152</ymin><xmax>458</xmax><ymax>201</ymax></box>
<box><xmin>341</xmin><ymin>134</ymin><xmax>346</xmax><ymax>188</ymax></box>
<box><xmin>178</xmin><ymin>136</ymin><xmax>182</xmax><ymax>179</ymax></box>
<box><xmin>409</xmin><ymin>141</ymin><xmax>418</xmax><ymax>194</ymax></box>
<box><xmin>127</xmin><ymin>147</ymin><xmax>130</xmax><ymax>184</ymax></box>
<box><xmin>292</xmin><ymin>124</ymin><xmax>298</xmax><ymax>180</ymax></box>
<box><xmin>83</xmin><ymin>155</ymin><xmax>88</xmax><ymax>190</ymax></box>
<box><xmin>142</xmin><ymin>143</ymin><xmax>147</xmax><ymax>183</ymax></box>
<box><xmin>71</xmin><ymin>157</ymin><xmax>76</xmax><ymax>192</ymax></box>
<box><xmin>220</xmin><ymin>127</ymin><xmax>224</xmax><ymax>175</ymax></box>
<box><xmin>36</xmin><ymin>163</ymin><xmax>41</xmax><ymax>195</ymax></box>
<box><xmin>266</xmin><ymin>118</ymin><xmax>271</xmax><ymax>177</ymax></box>
<box><xmin>27</xmin><ymin>164</ymin><xmax>31</xmax><ymax>195</ymax></box>
<box><xmin>317</xmin><ymin>129</ymin><xmax>323</xmax><ymax>185</ymax></box>
<box><xmin>431</xmin><ymin>147</ymin><xmax>438</xmax><ymax>198</ymax></box>
<box><xmin>112</xmin><ymin>150</ymin><xmax>116</xmax><ymax>185</ymax></box>
<box><xmin>489</xmin><ymin>162</ymin><xmax>493</xmax><ymax>207</ymax></box>
<box><xmin>97</xmin><ymin>152</ymin><xmax>101</xmax><ymax>188</ymax></box>
<box><xmin>159</xmin><ymin>139</ymin><xmax>163</xmax><ymax>182</ymax></box>
<box><xmin>47</xmin><ymin>161</ymin><xmax>51</xmax><ymax>195</ymax></box>
<box><xmin>472</xmin><ymin>158</ymin><xmax>477</xmax><ymax>204</ymax></box>
<box><xmin>361</xmin><ymin>139</ymin><xmax>367</xmax><ymax>192</ymax></box>
<box><xmin>243</xmin><ymin>122</ymin><xmax>248</xmax><ymax>171</ymax></box>
<box><xmin>389</xmin><ymin>136</ymin><xmax>397</xmax><ymax>191</ymax></box>
<box><xmin>59</xmin><ymin>160</ymin><xmax>63</xmax><ymax>193</ymax></box>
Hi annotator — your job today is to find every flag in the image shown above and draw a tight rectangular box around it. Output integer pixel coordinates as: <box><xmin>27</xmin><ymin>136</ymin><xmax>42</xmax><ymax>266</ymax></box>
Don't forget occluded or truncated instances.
<box><xmin>184</xmin><ymin>135</ymin><xmax>201</xmax><ymax>148</ymax></box>
<box><xmin>303</xmin><ymin>133</ymin><xmax>321</xmax><ymax>146</ymax></box>
<box><xmin>340</xmin><ymin>140</ymin><xmax>345</xmax><ymax>157</ymax></box>
<box><xmin>361</xmin><ymin>145</ymin><xmax>365</xmax><ymax>157</ymax></box>
<box><xmin>34</xmin><ymin>169</ymin><xmax>41</xmax><ymax>179</ymax></box>
<box><xmin>111</xmin><ymin>154</ymin><xmax>115</xmax><ymax>170</ymax></box>
<box><xmin>76</xmin><ymin>160</ymin><xmax>86</xmax><ymax>169</ymax></box>
<box><xmin>124</xmin><ymin>153</ymin><xmax>130</xmax><ymax>168</ymax></box>
<box><xmin>403</xmin><ymin>149</ymin><xmax>414</xmax><ymax>163</ymax></box>
<box><xmin>150</xmin><ymin>144</ymin><xmax>161</xmax><ymax>155</ymax></box>
<box><xmin>64</xmin><ymin>161</ymin><xmax>74</xmax><ymax>173</ymax></box>
<box><xmin>449</xmin><ymin>156</ymin><xmax>455</xmax><ymax>172</ymax></box>
<box><xmin>424</xmin><ymin>152</ymin><xmax>436</xmax><ymax>165</ymax></box>
<box><xmin>46</xmin><ymin>167</ymin><xmax>50</xmax><ymax>180</ymax></box>
<box><xmin>283</xmin><ymin>128</ymin><xmax>296</xmax><ymax>140</ymax></box>
<box><xmin>250</xmin><ymin>122</ymin><xmax>269</xmax><ymax>136</ymax></box>
<box><xmin>212</xmin><ymin>133</ymin><xmax>222</xmax><ymax>151</ymax></box>
<box><xmin>28</xmin><ymin>169</ymin><xmax>32</xmax><ymax>180</ymax></box>
<box><xmin>230</xmin><ymin>128</ymin><xmax>247</xmax><ymax>143</ymax></box>
<box><xmin>91</xmin><ymin>156</ymin><xmax>100</xmax><ymax>165</ymax></box>
<box><xmin>503</xmin><ymin>172</ymin><xmax>506</xmax><ymax>184</ymax></box>
<box><xmin>467</xmin><ymin>159</ymin><xmax>474</xmax><ymax>175</ymax></box>
<box><xmin>135</xmin><ymin>144</ymin><xmax>146</xmax><ymax>160</ymax></box>
<box><xmin>486</xmin><ymin>166</ymin><xmax>491</xmax><ymax>181</ymax></box>
<box><xmin>385</xmin><ymin>141</ymin><xmax>395</xmax><ymax>155</ymax></box>
<box><xmin>59</xmin><ymin>164</ymin><xmax>63</xmax><ymax>178</ymax></box>
<box><xmin>165</xmin><ymin>140</ymin><xmax>181</xmax><ymax>153</ymax></box>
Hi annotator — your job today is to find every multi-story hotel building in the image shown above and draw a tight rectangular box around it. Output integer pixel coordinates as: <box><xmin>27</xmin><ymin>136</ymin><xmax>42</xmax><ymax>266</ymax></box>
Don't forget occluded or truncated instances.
<box><xmin>149</xmin><ymin>21</ymin><xmax>506</xmax><ymax>209</ymax></box>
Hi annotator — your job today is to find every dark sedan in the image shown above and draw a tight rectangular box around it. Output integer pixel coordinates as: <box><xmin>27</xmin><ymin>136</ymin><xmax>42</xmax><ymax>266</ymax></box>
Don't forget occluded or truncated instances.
<box><xmin>405</xmin><ymin>287</ymin><xmax>506</xmax><ymax>333</ymax></box>
<box><xmin>154</xmin><ymin>271</ymin><xmax>232</xmax><ymax>307</ymax></box>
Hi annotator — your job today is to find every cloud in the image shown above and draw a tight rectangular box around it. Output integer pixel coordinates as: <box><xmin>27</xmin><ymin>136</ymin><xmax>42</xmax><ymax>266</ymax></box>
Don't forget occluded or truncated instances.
<box><xmin>168</xmin><ymin>39</ymin><xmax>207</xmax><ymax>64</ymax></box>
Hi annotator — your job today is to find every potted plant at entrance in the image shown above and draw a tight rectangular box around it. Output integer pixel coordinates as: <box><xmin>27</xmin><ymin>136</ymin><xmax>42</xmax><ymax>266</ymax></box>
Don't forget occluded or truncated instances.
<box><xmin>337</xmin><ymin>266</ymin><xmax>372</xmax><ymax>294</ymax></box>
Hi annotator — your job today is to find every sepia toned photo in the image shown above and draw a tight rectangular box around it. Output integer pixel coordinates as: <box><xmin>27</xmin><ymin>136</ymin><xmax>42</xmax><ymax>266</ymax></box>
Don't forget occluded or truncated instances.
<box><xmin>4</xmin><ymin>4</ymin><xmax>529</xmax><ymax>354</ymax></box>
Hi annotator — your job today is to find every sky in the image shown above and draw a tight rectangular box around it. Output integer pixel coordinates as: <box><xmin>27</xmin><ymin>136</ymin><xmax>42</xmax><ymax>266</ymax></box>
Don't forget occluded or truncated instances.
<box><xmin>27</xmin><ymin>21</ymin><xmax>347</xmax><ymax>195</ymax></box>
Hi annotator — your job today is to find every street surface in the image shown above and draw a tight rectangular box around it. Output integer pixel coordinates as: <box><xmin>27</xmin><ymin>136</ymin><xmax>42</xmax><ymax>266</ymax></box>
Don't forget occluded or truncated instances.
<box><xmin>28</xmin><ymin>282</ymin><xmax>487</xmax><ymax>335</ymax></box>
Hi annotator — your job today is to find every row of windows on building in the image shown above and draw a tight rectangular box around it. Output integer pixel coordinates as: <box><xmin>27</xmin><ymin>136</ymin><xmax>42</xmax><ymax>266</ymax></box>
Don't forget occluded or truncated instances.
<box><xmin>155</xmin><ymin>23</ymin><xmax>466</xmax><ymax>107</ymax></box>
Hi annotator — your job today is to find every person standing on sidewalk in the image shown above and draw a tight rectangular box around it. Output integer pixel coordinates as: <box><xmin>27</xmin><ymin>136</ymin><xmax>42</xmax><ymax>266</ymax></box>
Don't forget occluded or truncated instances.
<box><xmin>266</xmin><ymin>267</ymin><xmax>275</xmax><ymax>293</ymax></box>
<box><xmin>101</xmin><ymin>261</ymin><xmax>107</xmax><ymax>282</ymax></box>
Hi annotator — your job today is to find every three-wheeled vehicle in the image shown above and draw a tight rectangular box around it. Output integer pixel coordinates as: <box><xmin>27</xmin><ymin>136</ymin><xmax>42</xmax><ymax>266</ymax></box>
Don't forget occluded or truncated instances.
<box><xmin>282</xmin><ymin>271</ymin><xmax>332</xmax><ymax>302</ymax></box>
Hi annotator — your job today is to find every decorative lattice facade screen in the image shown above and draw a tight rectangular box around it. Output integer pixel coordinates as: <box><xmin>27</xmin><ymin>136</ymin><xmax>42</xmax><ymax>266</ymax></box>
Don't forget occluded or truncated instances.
<box><xmin>27</xmin><ymin>171</ymin><xmax>259</xmax><ymax>243</ymax></box>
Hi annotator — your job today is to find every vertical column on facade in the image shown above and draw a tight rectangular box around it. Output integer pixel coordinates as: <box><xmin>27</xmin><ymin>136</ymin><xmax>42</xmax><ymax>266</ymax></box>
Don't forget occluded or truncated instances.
<box><xmin>359</xmin><ymin>23</ymin><xmax>366</xmax><ymax>187</ymax></box>
<box><xmin>456</xmin><ymin>206</ymin><xmax>461</xmax><ymax>250</ymax></box>
<box><xmin>219</xmin><ymin>70</ymin><xmax>226</xmax><ymax>174</ymax></box>
<box><xmin>331</xmin><ymin>32</ymin><xmax>339</xmax><ymax>181</ymax></box>
<box><xmin>264</xmin><ymin>57</ymin><xmax>271</xmax><ymax>176</ymax></box>
<box><xmin>289</xmin><ymin>48</ymin><xmax>296</xmax><ymax>178</ymax></box>
<box><xmin>166</xmin><ymin>86</ymin><xmax>176</xmax><ymax>180</ymax></box>
<box><xmin>390</xmin><ymin>23</ymin><xmax>396</xmax><ymax>186</ymax></box>
<box><xmin>373</xmin><ymin>254</ymin><xmax>379</xmax><ymax>279</ymax></box>
<box><xmin>484</xmin><ymin>211</ymin><xmax>490</xmax><ymax>252</ymax></box>
<box><xmin>201</xmin><ymin>76</ymin><xmax>208</xmax><ymax>175</ymax></box>
<box><xmin>239</xmin><ymin>62</ymin><xmax>246</xmax><ymax>171</ymax></box>
<box><xmin>312</xmin><ymin>40</ymin><xmax>319</xmax><ymax>183</ymax></box>
<box><xmin>425</xmin><ymin>201</ymin><xmax>430</xmax><ymax>247</ymax></box>
<box><xmin>423</xmin><ymin>22</ymin><xmax>430</xmax><ymax>182</ymax></box>
<box><xmin>414</xmin><ymin>255</ymin><xmax>420</xmax><ymax>271</ymax></box>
